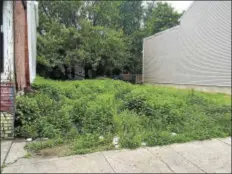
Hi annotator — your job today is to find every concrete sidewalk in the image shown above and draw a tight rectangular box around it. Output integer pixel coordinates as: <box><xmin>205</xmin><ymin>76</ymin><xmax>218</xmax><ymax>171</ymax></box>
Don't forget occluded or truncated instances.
<box><xmin>1</xmin><ymin>140</ymin><xmax>12</xmax><ymax>166</ymax></box>
<box><xmin>1</xmin><ymin>137</ymin><xmax>231</xmax><ymax>173</ymax></box>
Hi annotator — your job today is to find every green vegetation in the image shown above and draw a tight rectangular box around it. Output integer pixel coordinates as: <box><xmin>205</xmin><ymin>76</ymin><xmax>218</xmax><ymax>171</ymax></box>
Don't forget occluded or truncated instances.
<box><xmin>37</xmin><ymin>1</ymin><xmax>182</xmax><ymax>79</ymax></box>
<box><xmin>23</xmin><ymin>152</ymin><xmax>32</xmax><ymax>159</ymax></box>
<box><xmin>16</xmin><ymin>77</ymin><xmax>231</xmax><ymax>155</ymax></box>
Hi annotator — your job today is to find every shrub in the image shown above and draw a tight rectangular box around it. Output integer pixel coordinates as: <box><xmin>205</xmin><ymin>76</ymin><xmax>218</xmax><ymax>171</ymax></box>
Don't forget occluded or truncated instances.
<box><xmin>16</xmin><ymin>76</ymin><xmax>231</xmax><ymax>155</ymax></box>
<box><xmin>123</xmin><ymin>90</ymin><xmax>153</xmax><ymax>116</ymax></box>
<box><xmin>15</xmin><ymin>92</ymin><xmax>72</xmax><ymax>138</ymax></box>
<box><xmin>114</xmin><ymin>111</ymin><xmax>144</xmax><ymax>149</ymax></box>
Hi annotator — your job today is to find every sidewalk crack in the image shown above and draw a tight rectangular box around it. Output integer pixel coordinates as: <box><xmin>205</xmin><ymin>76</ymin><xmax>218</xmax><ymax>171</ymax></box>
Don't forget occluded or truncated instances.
<box><xmin>145</xmin><ymin>147</ymin><xmax>175</xmax><ymax>173</ymax></box>
<box><xmin>170</xmin><ymin>146</ymin><xmax>206</xmax><ymax>173</ymax></box>
<box><xmin>216</xmin><ymin>138</ymin><xmax>231</xmax><ymax>146</ymax></box>
<box><xmin>4</xmin><ymin>156</ymin><xmax>24</xmax><ymax>166</ymax></box>
<box><xmin>101</xmin><ymin>152</ymin><xmax>116</xmax><ymax>173</ymax></box>
<box><xmin>2</xmin><ymin>141</ymin><xmax>13</xmax><ymax>167</ymax></box>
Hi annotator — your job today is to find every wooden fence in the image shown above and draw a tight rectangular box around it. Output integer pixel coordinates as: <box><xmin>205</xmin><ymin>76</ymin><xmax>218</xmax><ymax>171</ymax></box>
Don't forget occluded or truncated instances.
<box><xmin>118</xmin><ymin>74</ymin><xmax>143</xmax><ymax>84</ymax></box>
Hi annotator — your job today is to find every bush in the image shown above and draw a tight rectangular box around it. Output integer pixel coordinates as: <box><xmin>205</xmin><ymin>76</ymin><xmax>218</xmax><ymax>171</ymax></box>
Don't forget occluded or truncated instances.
<box><xmin>70</xmin><ymin>94</ymin><xmax>115</xmax><ymax>135</ymax></box>
<box><xmin>114</xmin><ymin>111</ymin><xmax>144</xmax><ymax>149</ymax></box>
<box><xmin>123</xmin><ymin>89</ymin><xmax>153</xmax><ymax>116</ymax></box>
<box><xmin>15</xmin><ymin>92</ymin><xmax>72</xmax><ymax>138</ymax></box>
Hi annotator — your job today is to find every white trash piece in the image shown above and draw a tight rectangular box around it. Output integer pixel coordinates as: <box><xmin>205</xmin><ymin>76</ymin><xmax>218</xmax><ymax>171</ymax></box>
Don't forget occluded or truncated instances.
<box><xmin>34</xmin><ymin>137</ymin><xmax>49</xmax><ymax>142</ymax></box>
<box><xmin>26</xmin><ymin>138</ymin><xmax>32</xmax><ymax>142</ymax></box>
<box><xmin>112</xmin><ymin>136</ymin><xmax>120</xmax><ymax>145</ymax></box>
<box><xmin>141</xmin><ymin>142</ymin><xmax>147</xmax><ymax>146</ymax></box>
<box><xmin>171</xmin><ymin>132</ymin><xmax>177</xmax><ymax>136</ymax></box>
<box><xmin>99</xmin><ymin>136</ymin><xmax>104</xmax><ymax>140</ymax></box>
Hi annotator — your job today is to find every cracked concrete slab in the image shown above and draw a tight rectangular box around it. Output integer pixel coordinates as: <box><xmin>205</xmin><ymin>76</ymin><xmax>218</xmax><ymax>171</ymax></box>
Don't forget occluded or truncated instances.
<box><xmin>171</xmin><ymin>138</ymin><xmax>231</xmax><ymax>173</ymax></box>
<box><xmin>217</xmin><ymin>137</ymin><xmax>231</xmax><ymax>146</ymax></box>
<box><xmin>5</xmin><ymin>141</ymin><xmax>27</xmax><ymax>165</ymax></box>
<box><xmin>102</xmin><ymin>148</ymin><xmax>172</xmax><ymax>173</ymax></box>
<box><xmin>2</xmin><ymin>137</ymin><xmax>231</xmax><ymax>173</ymax></box>
<box><xmin>3</xmin><ymin>152</ymin><xmax>114</xmax><ymax>173</ymax></box>
<box><xmin>1</xmin><ymin>140</ymin><xmax>12</xmax><ymax>166</ymax></box>
<box><xmin>147</xmin><ymin>145</ymin><xmax>204</xmax><ymax>173</ymax></box>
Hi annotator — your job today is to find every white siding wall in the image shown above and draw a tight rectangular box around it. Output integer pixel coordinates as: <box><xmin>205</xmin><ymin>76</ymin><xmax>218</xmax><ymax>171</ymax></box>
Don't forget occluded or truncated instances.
<box><xmin>143</xmin><ymin>1</ymin><xmax>231</xmax><ymax>87</ymax></box>
<box><xmin>1</xmin><ymin>1</ymin><xmax>14</xmax><ymax>82</ymax></box>
<box><xmin>27</xmin><ymin>1</ymin><xmax>38</xmax><ymax>83</ymax></box>
<box><xmin>144</xmin><ymin>26</ymin><xmax>180</xmax><ymax>84</ymax></box>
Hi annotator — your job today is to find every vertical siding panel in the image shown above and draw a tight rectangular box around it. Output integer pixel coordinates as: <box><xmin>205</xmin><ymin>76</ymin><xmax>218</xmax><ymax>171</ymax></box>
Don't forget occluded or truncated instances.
<box><xmin>1</xmin><ymin>1</ymin><xmax>14</xmax><ymax>82</ymax></box>
<box><xmin>143</xmin><ymin>1</ymin><xmax>231</xmax><ymax>88</ymax></box>
<box><xmin>27</xmin><ymin>1</ymin><xmax>38</xmax><ymax>83</ymax></box>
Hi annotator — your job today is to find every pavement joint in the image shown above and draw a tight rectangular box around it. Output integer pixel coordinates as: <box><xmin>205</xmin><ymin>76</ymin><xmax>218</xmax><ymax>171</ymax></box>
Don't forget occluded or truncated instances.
<box><xmin>101</xmin><ymin>152</ymin><xmax>116</xmax><ymax>173</ymax></box>
<box><xmin>1</xmin><ymin>141</ymin><xmax>13</xmax><ymax>167</ymax></box>
<box><xmin>145</xmin><ymin>147</ymin><xmax>175</xmax><ymax>173</ymax></box>
<box><xmin>4</xmin><ymin>156</ymin><xmax>24</xmax><ymax>167</ymax></box>
<box><xmin>169</xmin><ymin>146</ymin><xmax>206</xmax><ymax>173</ymax></box>
<box><xmin>1</xmin><ymin>137</ymin><xmax>231</xmax><ymax>173</ymax></box>
<box><xmin>216</xmin><ymin>138</ymin><xmax>231</xmax><ymax>146</ymax></box>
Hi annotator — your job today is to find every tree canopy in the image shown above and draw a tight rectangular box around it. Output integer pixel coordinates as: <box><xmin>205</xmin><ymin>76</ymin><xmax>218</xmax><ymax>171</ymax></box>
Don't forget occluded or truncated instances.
<box><xmin>37</xmin><ymin>1</ymin><xmax>182</xmax><ymax>79</ymax></box>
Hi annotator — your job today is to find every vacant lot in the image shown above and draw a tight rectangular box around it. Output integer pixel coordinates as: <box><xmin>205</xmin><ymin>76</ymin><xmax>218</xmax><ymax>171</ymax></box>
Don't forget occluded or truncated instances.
<box><xmin>16</xmin><ymin>77</ymin><xmax>231</xmax><ymax>156</ymax></box>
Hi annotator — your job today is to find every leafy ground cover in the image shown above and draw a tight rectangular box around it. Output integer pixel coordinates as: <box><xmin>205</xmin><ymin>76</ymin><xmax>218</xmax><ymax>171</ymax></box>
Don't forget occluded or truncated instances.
<box><xmin>15</xmin><ymin>77</ymin><xmax>231</xmax><ymax>156</ymax></box>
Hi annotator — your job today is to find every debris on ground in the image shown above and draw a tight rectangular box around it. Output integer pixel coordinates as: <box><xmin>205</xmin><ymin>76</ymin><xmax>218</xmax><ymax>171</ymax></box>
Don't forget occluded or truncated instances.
<box><xmin>26</xmin><ymin>138</ymin><xmax>32</xmax><ymax>142</ymax></box>
<box><xmin>34</xmin><ymin>138</ymin><xmax>49</xmax><ymax>142</ymax></box>
<box><xmin>113</xmin><ymin>136</ymin><xmax>120</xmax><ymax>148</ymax></box>
<box><xmin>171</xmin><ymin>132</ymin><xmax>177</xmax><ymax>136</ymax></box>
<box><xmin>99</xmin><ymin>136</ymin><xmax>104</xmax><ymax>140</ymax></box>
<box><xmin>141</xmin><ymin>142</ymin><xmax>147</xmax><ymax>146</ymax></box>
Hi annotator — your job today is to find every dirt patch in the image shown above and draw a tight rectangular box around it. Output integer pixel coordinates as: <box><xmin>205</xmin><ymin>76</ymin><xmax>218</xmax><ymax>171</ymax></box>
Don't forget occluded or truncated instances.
<box><xmin>31</xmin><ymin>145</ymin><xmax>72</xmax><ymax>157</ymax></box>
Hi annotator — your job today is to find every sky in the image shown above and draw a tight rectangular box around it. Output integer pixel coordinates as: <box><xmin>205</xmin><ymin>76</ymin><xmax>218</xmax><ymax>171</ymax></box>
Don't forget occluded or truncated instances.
<box><xmin>166</xmin><ymin>1</ymin><xmax>193</xmax><ymax>13</ymax></box>
<box><xmin>143</xmin><ymin>1</ymin><xmax>194</xmax><ymax>13</ymax></box>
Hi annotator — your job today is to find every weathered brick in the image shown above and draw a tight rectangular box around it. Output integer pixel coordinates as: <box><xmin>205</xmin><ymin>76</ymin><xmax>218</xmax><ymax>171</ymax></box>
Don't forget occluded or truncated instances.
<box><xmin>4</xmin><ymin>130</ymin><xmax>12</xmax><ymax>134</ymax></box>
<box><xmin>1</xmin><ymin>112</ymin><xmax>14</xmax><ymax>138</ymax></box>
<box><xmin>5</xmin><ymin>117</ymin><xmax>13</xmax><ymax>120</ymax></box>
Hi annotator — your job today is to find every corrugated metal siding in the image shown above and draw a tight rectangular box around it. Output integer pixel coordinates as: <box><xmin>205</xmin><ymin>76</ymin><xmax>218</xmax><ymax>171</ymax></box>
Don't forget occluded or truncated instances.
<box><xmin>143</xmin><ymin>1</ymin><xmax>231</xmax><ymax>87</ymax></box>
<box><xmin>1</xmin><ymin>1</ymin><xmax>14</xmax><ymax>82</ymax></box>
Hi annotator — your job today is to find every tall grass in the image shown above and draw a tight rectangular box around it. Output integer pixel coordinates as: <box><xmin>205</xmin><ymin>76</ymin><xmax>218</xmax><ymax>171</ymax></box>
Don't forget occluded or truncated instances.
<box><xmin>16</xmin><ymin>76</ymin><xmax>231</xmax><ymax>154</ymax></box>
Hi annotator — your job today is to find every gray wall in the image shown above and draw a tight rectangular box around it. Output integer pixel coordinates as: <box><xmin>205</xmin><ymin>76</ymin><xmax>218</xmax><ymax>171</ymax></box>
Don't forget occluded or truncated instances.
<box><xmin>143</xmin><ymin>1</ymin><xmax>231</xmax><ymax>87</ymax></box>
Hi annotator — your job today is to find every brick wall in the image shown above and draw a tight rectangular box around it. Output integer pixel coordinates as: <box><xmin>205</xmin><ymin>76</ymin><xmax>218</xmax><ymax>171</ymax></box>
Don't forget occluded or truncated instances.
<box><xmin>1</xmin><ymin>112</ymin><xmax>14</xmax><ymax>138</ymax></box>
<box><xmin>0</xmin><ymin>82</ymin><xmax>15</xmax><ymax>139</ymax></box>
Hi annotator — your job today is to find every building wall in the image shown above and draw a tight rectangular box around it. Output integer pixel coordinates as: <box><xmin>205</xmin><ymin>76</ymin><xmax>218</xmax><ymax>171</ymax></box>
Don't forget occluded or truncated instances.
<box><xmin>1</xmin><ymin>1</ymin><xmax>14</xmax><ymax>82</ymax></box>
<box><xmin>1</xmin><ymin>1</ymin><xmax>15</xmax><ymax>138</ymax></box>
<box><xmin>14</xmin><ymin>1</ymin><xmax>29</xmax><ymax>91</ymax></box>
<box><xmin>143</xmin><ymin>1</ymin><xmax>231</xmax><ymax>93</ymax></box>
<box><xmin>27</xmin><ymin>1</ymin><xmax>38</xmax><ymax>83</ymax></box>
<box><xmin>1</xmin><ymin>1</ymin><xmax>38</xmax><ymax>138</ymax></box>
<box><xmin>143</xmin><ymin>26</ymin><xmax>180</xmax><ymax>84</ymax></box>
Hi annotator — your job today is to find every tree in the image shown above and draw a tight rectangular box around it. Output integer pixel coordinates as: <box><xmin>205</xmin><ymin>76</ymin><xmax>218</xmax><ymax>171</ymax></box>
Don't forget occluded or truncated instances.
<box><xmin>37</xmin><ymin>1</ymin><xmax>183</xmax><ymax>79</ymax></box>
<box><xmin>145</xmin><ymin>2</ymin><xmax>182</xmax><ymax>35</ymax></box>
<box><xmin>86</xmin><ymin>1</ymin><xmax>122</xmax><ymax>29</ymax></box>
<box><xmin>119</xmin><ymin>1</ymin><xmax>144</xmax><ymax>35</ymax></box>
<box><xmin>37</xmin><ymin>1</ymin><xmax>130</xmax><ymax>79</ymax></box>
